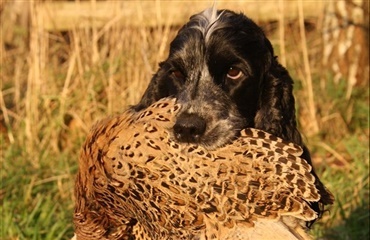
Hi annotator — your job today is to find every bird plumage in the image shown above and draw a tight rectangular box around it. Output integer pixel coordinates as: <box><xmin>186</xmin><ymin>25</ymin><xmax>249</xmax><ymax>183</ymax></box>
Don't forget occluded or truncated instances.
<box><xmin>73</xmin><ymin>98</ymin><xmax>332</xmax><ymax>240</ymax></box>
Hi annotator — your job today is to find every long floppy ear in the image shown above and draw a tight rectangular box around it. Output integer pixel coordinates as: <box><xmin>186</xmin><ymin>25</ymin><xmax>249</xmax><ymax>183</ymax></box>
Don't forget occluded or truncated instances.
<box><xmin>133</xmin><ymin>65</ymin><xmax>172</xmax><ymax>111</ymax></box>
<box><xmin>254</xmin><ymin>56</ymin><xmax>304</xmax><ymax>146</ymax></box>
<box><xmin>133</xmin><ymin>72</ymin><xmax>162</xmax><ymax>111</ymax></box>
<box><xmin>254</xmin><ymin>45</ymin><xmax>334</xmax><ymax>225</ymax></box>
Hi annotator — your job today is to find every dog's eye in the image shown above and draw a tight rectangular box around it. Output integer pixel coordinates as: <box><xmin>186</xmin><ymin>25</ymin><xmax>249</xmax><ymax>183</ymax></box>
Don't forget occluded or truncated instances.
<box><xmin>226</xmin><ymin>67</ymin><xmax>243</xmax><ymax>80</ymax></box>
<box><xmin>171</xmin><ymin>70</ymin><xmax>185</xmax><ymax>81</ymax></box>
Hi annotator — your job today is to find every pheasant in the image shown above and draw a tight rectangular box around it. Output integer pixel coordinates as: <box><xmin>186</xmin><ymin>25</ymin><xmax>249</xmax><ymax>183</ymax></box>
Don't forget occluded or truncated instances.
<box><xmin>73</xmin><ymin>98</ymin><xmax>333</xmax><ymax>240</ymax></box>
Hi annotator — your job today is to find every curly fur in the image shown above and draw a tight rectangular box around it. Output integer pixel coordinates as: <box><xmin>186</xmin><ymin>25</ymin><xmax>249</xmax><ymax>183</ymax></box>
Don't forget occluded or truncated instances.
<box><xmin>134</xmin><ymin>8</ymin><xmax>334</xmax><ymax>227</ymax></box>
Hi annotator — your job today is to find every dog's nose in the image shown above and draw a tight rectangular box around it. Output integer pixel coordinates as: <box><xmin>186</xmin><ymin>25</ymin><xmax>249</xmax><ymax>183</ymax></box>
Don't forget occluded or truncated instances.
<box><xmin>173</xmin><ymin>113</ymin><xmax>206</xmax><ymax>142</ymax></box>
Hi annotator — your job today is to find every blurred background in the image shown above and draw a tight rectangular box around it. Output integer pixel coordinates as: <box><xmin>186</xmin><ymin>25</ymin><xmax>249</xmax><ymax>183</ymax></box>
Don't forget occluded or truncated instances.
<box><xmin>1</xmin><ymin>0</ymin><xmax>368</xmax><ymax>239</ymax></box>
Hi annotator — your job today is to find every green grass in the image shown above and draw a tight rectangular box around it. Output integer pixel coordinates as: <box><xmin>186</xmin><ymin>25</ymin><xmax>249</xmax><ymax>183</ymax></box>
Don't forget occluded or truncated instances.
<box><xmin>306</xmin><ymin>77</ymin><xmax>370</xmax><ymax>240</ymax></box>
<box><xmin>1</xmin><ymin>143</ymin><xmax>76</xmax><ymax>240</ymax></box>
<box><xmin>312</xmin><ymin>134</ymin><xmax>369</xmax><ymax>239</ymax></box>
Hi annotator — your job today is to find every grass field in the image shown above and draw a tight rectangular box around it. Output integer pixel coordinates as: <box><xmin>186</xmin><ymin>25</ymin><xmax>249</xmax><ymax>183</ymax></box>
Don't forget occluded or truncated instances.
<box><xmin>1</xmin><ymin>1</ymin><xmax>369</xmax><ymax>240</ymax></box>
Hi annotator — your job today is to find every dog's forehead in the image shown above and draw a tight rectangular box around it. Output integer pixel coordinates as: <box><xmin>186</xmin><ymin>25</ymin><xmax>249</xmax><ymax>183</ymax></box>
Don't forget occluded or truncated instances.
<box><xmin>188</xmin><ymin>8</ymin><xmax>225</xmax><ymax>43</ymax></box>
<box><xmin>170</xmin><ymin>9</ymin><xmax>227</xmax><ymax>50</ymax></box>
<box><xmin>169</xmin><ymin>9</ymin><xmax>231</xmax><ymax>64</ymax></box>
<box><xmin>167</xmin><ymin>8</ymin><xmax>272</xmax><ymax>77</ymax></box>
<box><xmin>187</xmin><ymin>8</ymin><xmax>259</xmax><ymax>41</ymax></box>
<box><xmin>171</xmin><ymin>8</ymin><xmax>264</xmax><ymax>55</ymax></box>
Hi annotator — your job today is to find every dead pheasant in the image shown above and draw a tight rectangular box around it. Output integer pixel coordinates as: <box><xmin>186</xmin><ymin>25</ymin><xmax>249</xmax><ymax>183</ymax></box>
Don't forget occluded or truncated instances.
<box><xmin>73</xmin><ymin>98</ymin><xmax>333</xmax><ymax>240</ymax></box>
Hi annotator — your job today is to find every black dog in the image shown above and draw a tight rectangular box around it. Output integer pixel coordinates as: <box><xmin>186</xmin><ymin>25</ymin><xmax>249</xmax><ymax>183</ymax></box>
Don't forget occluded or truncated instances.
<box><xmin>135</xmin><ymin>8</ymin><xmax>333</xmax><ymax>227</ymax></box>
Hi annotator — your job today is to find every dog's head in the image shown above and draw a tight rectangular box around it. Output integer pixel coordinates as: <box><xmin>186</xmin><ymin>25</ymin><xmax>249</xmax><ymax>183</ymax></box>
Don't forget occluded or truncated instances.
<box><xmin>135</xmin><ymin>8</ymin><xmax>299</xmax><ymax>149</ymax></box>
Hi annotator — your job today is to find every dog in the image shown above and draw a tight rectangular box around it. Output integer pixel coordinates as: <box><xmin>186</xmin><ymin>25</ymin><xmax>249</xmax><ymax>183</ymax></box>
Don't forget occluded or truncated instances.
<box><xmin>134</xmin><ymin>8</ymin><xmax>334</xmax><ymax>227</ymax></box>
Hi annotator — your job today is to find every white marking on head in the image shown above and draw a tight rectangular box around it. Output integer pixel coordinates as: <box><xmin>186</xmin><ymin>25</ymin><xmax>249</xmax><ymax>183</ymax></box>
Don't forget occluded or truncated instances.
<box><xmin>190</xmin><ymin>7</ymin><xmax>225</xmax><ymax>43</ymax></box>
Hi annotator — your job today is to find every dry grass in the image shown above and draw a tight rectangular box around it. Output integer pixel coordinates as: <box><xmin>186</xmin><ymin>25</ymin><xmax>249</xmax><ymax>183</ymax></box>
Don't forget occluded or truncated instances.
<box><xmin>1</xmin><ymin>1</ymin><xmax>369</xmax><ymax>239</ymax></box>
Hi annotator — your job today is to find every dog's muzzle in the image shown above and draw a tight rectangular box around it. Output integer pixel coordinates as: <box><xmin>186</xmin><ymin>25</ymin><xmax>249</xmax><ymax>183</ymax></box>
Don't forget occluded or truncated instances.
<box><xmin>173</xmin><ymin>112</ymin><xmax>206</xmax><ymax>143</ymax></box>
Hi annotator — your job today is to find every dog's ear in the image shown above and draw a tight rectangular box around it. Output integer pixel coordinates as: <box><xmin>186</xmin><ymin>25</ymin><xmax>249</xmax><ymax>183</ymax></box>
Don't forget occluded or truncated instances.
<box><xmin>134</xmin><ymin>64</ymin><xmax>180</xmax><ymax>111</ymax></box>
<box><xmin>133</xmin><ymin>72</ymin><xmax>162</xmax><ymax>111</ymax></box>
<box><xmin>254</xmin><ymin>53</ymin><xmax>303</xmax><ymax>146</ymax></box>
<box><xmin>255</xmin><ymin>44</ymin><xmax>335</xmax><ymax>223</ymax></box>
<box><xmin>134</xmin><ymin>62</ymin><xmax>174</xmax><ymax>111</ymax></box>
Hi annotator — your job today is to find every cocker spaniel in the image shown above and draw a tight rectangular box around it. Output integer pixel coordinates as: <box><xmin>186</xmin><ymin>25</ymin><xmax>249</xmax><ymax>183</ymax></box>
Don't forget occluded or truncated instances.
<box><xmin>134</xmin><ymin>8</ymin><xmax>333</xmax><ymax>227</ymax></box>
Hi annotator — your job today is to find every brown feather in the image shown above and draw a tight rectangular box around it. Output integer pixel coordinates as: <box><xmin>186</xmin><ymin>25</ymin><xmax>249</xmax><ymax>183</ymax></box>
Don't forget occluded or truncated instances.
<box><xmin>74</xmin><ymin>98</ymin><xmax>333</xmax><ymax>240</ymax></box>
